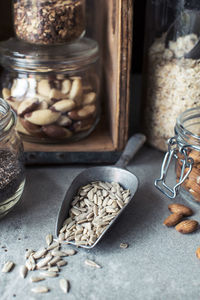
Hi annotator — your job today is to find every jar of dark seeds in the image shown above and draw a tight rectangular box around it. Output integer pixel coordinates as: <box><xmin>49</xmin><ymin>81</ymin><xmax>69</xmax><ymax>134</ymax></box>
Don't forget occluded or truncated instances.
<box><xmin>0</xmin><ymin>98</ymin><xmax>25</xmax><ymax>219</ymax></box>
<box><xmin>0</xmin><ymin>38</ymin><xmax>100</xmax><ymax>144</ymax></box>
<box><xmin>13</xmin><ymin>0</ymin><xmax>86</xmax><ymax>45</ymax></box>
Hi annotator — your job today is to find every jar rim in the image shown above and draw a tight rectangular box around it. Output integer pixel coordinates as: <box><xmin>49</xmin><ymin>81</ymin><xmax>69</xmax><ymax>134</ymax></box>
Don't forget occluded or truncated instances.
<box><xmin>0</xmin><ymin>38</ymin><xmax>99</xmax><ymax>73</ymax></box>
<box><xmin>0</xmin><ymin>98</ymin><xmax>16</xmax><ymax>139</ymax></box>
<box><xmin>175</xmin><ymin>106</ymin><xmax>200</xmax><ymax>146</ymax></box>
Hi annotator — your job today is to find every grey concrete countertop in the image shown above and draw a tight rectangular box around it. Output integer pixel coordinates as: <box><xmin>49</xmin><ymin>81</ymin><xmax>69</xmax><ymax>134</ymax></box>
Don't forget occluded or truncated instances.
<box><xmin>1</xmin><ymin>146</ymin><xmax>200</xmax><ymax>300</ymax></box>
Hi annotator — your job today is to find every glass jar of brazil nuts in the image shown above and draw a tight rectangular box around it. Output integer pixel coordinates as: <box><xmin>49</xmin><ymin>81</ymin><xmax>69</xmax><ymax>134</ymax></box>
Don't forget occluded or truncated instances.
<box><xmin>13</xmin><ymin>0</ymin><xmax>86</xmax><ymax>45</ymax></box>
<box><xmin>0</xmin><ymin>38</ymin><xmax>100</xmax><ymax>143</ymax></box>
<box><xmin>155</xmin><ymin>107</ymin><xmax>200</xmax><ymax>203</ymax></box>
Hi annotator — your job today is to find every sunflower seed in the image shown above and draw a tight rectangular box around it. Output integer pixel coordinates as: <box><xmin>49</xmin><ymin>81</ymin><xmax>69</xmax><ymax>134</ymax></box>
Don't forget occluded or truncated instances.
<box><xmin>47</xmin><ymin>242</ymin><xmax>60</xmax><ymax>251</ymax></box>
<box><xmin>37</xmin><ymin>254</ymin><xmax>52</xmax><ymax>269</ymax></box>
<box><xmin>46</xmin><ymin>234</ymin><xmax>53</xmax><ymax>246</ymax></box>
<box><xmin>33</xmin><ymin>248</ymin><xmax>47</xmax><ymax>260</ymax></box>
<box><xmin>48</xmin><ymin>266</ymin><xmax>59</xmax><ymax>272</ymax></box>
<box><xmin>2</xmin><ymin>261</ymin><xmax>14</xmax><ymax>273</ymax></box>
<box><xmin>57</xmin><ymin>260</ymin><xmax>67</xmax><ymax>267</ymax></box>
<box><xmin>120</xmin><ymin>243</ymin><xmax>129</xmax><ymax>249</ymax></box>
<box><xmin>48</xmin><ymin>256</ymin><xmax>61</xmax><ymax>266</ymax></box>
<box><xmin>59</xmin><ymin>278</ymin><xmax>70</xmax><ymax>293</ymax></box>
<box><xmin>25</xmin><ymin>249</ymin><xmax>34</xmax><ymax>260</ymax></box>
<box><xmin>51</xmin><ymin>250</ymin><xmax>67</xmax><ymax>257</ymax></box>
<box><xmin>40</xmin><ymin>271</ymin><xmax>58</xmax><ymax>278</ymax></box>
<box><xmin>31</xmin><ymin>286</ymin><xmax>49</xmax><ymax>293</ymax></box>
<box><xmin>26</xmin><ymin>256</ymin><xmax>36</xmax><ymax>271</ymax></box>
<box><xmin>85</xmin><ymin>259</ymin><xmax>101</xmax><ymax>269</ymax></box>
<box><xmin>31</xmin><ymin>276</ymin><xmax>45</xmax><ymax>282</ymax></box>
<box><xmin>64</xmin><ymin>249</ymin><xmax>77</xmax><ymax>256</ymax></box>
<box><xmin>20</xmin><ymin>265</ymin><xmax>28</xmax><ymax>278</ymax></box>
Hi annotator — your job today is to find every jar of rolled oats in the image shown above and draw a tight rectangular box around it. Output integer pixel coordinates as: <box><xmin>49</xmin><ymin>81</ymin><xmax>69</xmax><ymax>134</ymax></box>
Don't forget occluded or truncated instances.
<box><xmin>155</xmin><ymin>106</ymin><xmax>200</xmax><ymax>203</ymax></box>
<box><xmin>143</xmin><ymin>0</ymin><xmax>200</xmax><ymax>152</ymax></box>
<box><xmin>0</xmin><ymin>38</ymin><xmax>100</xmax><ymax>144</ymax></box>
<box><xmin>13</xmin><ymin>0</ymin><xmax>86</xmax><ymax>45</ymax></box>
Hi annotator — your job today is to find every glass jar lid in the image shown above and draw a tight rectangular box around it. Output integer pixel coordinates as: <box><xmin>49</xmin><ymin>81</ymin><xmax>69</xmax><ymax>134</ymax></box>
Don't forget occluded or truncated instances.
<box><xmin>0</xmin><ymin>38</ymin><xmax>99</xmax><ymax>73</ymax></box>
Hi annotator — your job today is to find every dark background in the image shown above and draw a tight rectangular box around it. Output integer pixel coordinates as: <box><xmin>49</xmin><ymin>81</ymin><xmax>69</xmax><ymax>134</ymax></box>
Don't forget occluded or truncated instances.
<box><xmin>132</xmin><ymin>0</ymin><xmax>147</xmax><ymax>74</ymax></box>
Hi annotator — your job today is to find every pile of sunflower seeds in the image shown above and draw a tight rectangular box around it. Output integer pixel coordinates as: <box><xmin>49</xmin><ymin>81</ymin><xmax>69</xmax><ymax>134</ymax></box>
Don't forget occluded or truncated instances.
<box><xmin>58</xmin><ymin>181</ymin><xmax>131</xmax><ymax>246</ymax></box>
<box><xmin>1</xmin><ymin>233</ymin><xmax>102</xmax><ymax>294</ymax></box>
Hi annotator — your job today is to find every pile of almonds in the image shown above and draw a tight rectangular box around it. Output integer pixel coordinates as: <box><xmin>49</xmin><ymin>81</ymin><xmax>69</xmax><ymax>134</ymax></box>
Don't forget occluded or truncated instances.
<box><xmin>163</xmin><ymin>203</ymin><xmax>199</xmax><ymax>234</ymax></box>
<box><xmin>176</xmin><ymin>149</ymin><xmax>200</xmax><ymax>202</ymax></box>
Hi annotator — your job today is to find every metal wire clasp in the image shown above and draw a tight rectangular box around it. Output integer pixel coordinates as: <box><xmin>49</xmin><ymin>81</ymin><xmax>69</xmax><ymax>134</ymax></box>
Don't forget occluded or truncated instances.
<box><xmin>155</xmin><ymin>137</ymin><xmax>193</xmax><ymax>199</ymax></box>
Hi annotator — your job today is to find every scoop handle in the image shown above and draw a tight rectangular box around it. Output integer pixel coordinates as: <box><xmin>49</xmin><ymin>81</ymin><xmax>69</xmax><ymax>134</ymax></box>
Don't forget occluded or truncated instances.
<box><xmin>115</xmin><ymin>134</ymin><xmax>146</xmax><ymax>169</ymax></box>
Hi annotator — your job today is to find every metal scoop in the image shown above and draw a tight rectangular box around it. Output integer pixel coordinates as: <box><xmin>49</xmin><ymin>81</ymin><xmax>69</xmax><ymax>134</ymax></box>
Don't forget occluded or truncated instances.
<box><xmin>56</xmin><ymin>133</ymin><xmax>146</xmax><ymax>249</ymax></box>
<box><xmin>165</xmin><ymin>9</ymin><xmax>200</xmax><ymax>59</ymax></box>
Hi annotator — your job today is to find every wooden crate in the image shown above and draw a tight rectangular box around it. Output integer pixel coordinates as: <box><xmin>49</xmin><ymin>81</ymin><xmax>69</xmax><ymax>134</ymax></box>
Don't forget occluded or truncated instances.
<box><xmin>0</xmin><ymin>0</ymin><xmax>133</xmax><ymax>164</ymax></box>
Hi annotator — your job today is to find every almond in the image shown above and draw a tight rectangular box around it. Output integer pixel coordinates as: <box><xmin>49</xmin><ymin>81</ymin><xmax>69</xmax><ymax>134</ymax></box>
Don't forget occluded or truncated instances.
<box><xmin>175</xmin><ymin>220</ymin><xmax>199</xmax><ymax>234</ymax></box>
<box><xmin>196</xmin><ymin>247</ymin><xmax>200</xmax><ymax>259</ymax></box>
<box><xmin>163</xmin><ymin>213</ymin><xmax>183</xmax><ymax>227</ymax></box>
<box><xmin>168</xmin><ymin>203</ymin><xmax>193</xmax><ymax>216</ymax></box>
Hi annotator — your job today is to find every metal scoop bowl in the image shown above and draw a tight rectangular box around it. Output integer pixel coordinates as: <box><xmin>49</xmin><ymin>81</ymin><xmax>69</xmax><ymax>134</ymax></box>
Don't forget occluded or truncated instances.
<box><xmin>56</xmin><ymin>134</ymin><xmax>146</xmax><ymax>249</ymax></box>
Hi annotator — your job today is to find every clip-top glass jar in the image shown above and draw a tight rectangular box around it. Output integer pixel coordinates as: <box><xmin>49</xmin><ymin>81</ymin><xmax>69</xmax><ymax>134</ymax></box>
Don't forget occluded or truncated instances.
<box><xmin>0</xmin><ymin>98</ymin><xmax>25</xmax><ymax>219</ymax></box>
<box><xmin>0</xmin><ymin>38</ymin><xmax>100</xmax><ymax>144</ymax></box>
<box><xmin>13</xmin><ymin>0</ymin><xmax>86</xmax><ymax>45</ymax></box>
<box><xmin>143</xmin><ymin>0</ymin><xmax>200</xmax><ymax>152</ymax></box>
<box><xmin>155</xmin><ymin>106</ymin><xmax>200</xmax><ymax>203</ymax></box>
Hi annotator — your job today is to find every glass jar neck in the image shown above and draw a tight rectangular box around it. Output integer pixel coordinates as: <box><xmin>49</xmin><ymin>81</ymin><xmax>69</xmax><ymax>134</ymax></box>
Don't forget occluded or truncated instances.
<box><xmin>175</xmin><ymin>107</ymin><xmax>200</xmax><ymax>148</ymax></box>
<box><xmin>0</xmin><ymin>98</ymin><xmax>16</xmax><ymax>141</ymax></box>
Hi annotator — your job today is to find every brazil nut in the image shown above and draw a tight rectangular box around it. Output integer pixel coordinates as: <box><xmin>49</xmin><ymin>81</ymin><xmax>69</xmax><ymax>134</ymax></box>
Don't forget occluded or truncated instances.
<box><xmin>73</xmin><ymin>118</ymin><xmax>95</xmax><ymax>132</ymax></box>
<box><xmin>49</xmin><ymin>89</ymin><xmax>67</xmax><ymax>100</ymax></box>
<box><xmin>57</xmin><ymin>115</ymin><xmax>72</xmax><ymax>127</ymax></box>
<box><xmin>37</xmin><ymin>79</ymin><xmax>51</xmax><ymax>97</ymax></box>
<box><xmin>51</xmin><ymin>99</ymin><xmax>76</xmax><ymax>113</ymax></box>
<box><xmin>68</xmin><ymin>105</ymin><xmax>96</xmax><ymax>120</ymax></box>
<box><xmin>69</xmin><ymin>78</ymin><xmax>83</xmax><ymax>104</ymax></box>
<box><xmin>42</xmin><ymin>125</ymin><xmax>72</xmax><ymax>139</ymax></box>
<box><xmin>61</xmin><ymin>80</ymin><xmax>71</xmax><ymax>94</ymax></box>
<box><xmin>17</xmin><ymin>98</ymin><xmax>39</xmax><ymax>116</ymax></box>
<box><xmin>83</xmin><ymin>92</ymin><xmax>96</xmax><ymax>105</ymax></box>
<box><xmin>25</xmin><ymin>109</ymin><xmax>60</xmax><ymax>125</ymax></box>
<box><xmin>2</xmin><ymin>88</ymin><xmax>11</xmax><ymax>100</ymax></box>
<box><xmin>20</xmin><ymin>118</ymin><xmax>44</xmax><ymax>137</ymax></box>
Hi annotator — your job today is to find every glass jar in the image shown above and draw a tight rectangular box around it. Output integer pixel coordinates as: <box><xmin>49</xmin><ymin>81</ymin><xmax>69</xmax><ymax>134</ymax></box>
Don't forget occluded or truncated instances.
<box><xmin>143</xmin><ymin>0</ymin><xmax>200</xmax><ymax>152</ymax></box>
<box><xmin>0</xmin><ymin>98</ymin><xmax>25</xmax><ymax>219</ymax></box>
<box><xmin>155</xmin><ymin>106</ymin><xmax>200</xmax><ymax>203</ymax></box>
<box><xmin>13</xmin><ymin>0</ymin><xmax>86</xmax><ymax>45</ymax></box>
<box><xmin>0</xmin><ymin>38</ymin><xmax>100</xmax><ymax>144</ymax></box>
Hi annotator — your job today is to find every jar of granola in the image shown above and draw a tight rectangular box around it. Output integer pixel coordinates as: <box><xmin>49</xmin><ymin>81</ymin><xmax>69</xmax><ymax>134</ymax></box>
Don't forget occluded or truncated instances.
<box><xmin>155</xmin><ymin>106</ymin><xmax>200</xmax><ymax>203</ymax></box>
<box><xmin>13</xmin><ymin>0</ymin><xmax>86</xmax><ymax>45</ymax></box>
<box><xmin>143</xmin><ymin>0</ymin><xmax>200</xmax><ymax>151</ymax></box>
<box><xmin>0</xmin><ymin>38</ymin><xmax>100</xmax><ymax>144</ymax></box>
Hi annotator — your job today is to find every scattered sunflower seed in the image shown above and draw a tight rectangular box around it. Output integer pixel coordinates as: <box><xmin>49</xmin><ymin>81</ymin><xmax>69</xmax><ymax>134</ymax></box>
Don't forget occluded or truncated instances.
<box><xmin>33</xmin><ymin>248</ymin><xmax>47</xmax><ymax>260</ymax></box>
<box><xmin>40</xmin><ymin>271</ymin><xmax>58</xmax><ymax>278</ymax></box>
<box><xmin>48</xmin><ymin>266</ymin><xmax>59</xmax><ymax>272</ymax></box>
<box><xmin>85</xmin><ymin>259</ymin><xmax>101</xmax><ymax>269</ymax></box>
<box><xmin>37</xmin><ymin>254</ymin><xmax>52</xmax><ymax>269</ymax></box>
<box><xmin>59</xmin><ymin>278</ymin><xmax>70</xmax><ymax>293</ymax></box>
<box><xmin>31</xmin><ymin>286</ymin><xmax>49</xmax><ymax>294</ymax></box>
<box><xmin>19</xmin><ymin>265</ymin><xmax>28</xmax><ymax>278</ymax></box>
<box><xmin>31</xmin><ymin>276</ymin><xmax>45</xmax><ymax>283</ymax></box>
<box><xmin>120</xmin><ymin>243</ymin><xmax>129</xmax><ymax>249</ymax></box>
<box><xmin>46</xmin><ymin>234</ymin><xmax>53</xmax><ymax>246</ymax></box>
<box><xmin>2</xmin><ymin>261</ymin><xmax>14</xmax><ymax>273</ymax></box>
<box><xmin>57</xmin><ymin>260</ymin><xmax>67</xmax><ymax>267</ymax></box>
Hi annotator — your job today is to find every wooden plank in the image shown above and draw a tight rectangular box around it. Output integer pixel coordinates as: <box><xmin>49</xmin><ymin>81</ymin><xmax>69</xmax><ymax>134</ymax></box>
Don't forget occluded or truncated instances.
<box><xmin>23</xmin><ymin>122</ymin><xmax>115</xmax><ymax>152</ymax></box>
